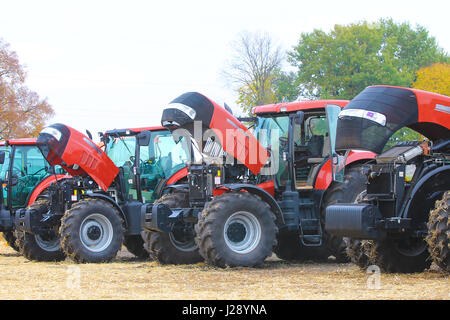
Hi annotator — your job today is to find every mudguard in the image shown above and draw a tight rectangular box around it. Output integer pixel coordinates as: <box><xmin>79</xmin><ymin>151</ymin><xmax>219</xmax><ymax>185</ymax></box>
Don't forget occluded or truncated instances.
<box><xmin>26</xmin><ymin>174</ymin><xmax>72</xmax><ymax>206</ymax></box>
<box><xmin>215</xmin><ymin>182</ymin><xmax>284</xmax><ymax>226</ymax></box>
<box><xmin>401</xmin><ymin>165</ymin><xmax>450</xmax><ymax>220</ymax></box>
<box><xmin>314</xmin><ymin>151</ymin><xmax>375</xmax><ymax>190</ymax></box>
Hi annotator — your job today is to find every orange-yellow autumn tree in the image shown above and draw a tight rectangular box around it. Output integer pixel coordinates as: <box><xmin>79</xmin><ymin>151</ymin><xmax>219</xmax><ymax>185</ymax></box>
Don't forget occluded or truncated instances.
<box><xmin>0</xmin><ymin>38</ymin><xmax>54</xmax><ymax>139</ymax></box>
<box><xmin>413</xmin><ymin>63</ymin><xmax>450</xmax><ymax>96</ymax></box>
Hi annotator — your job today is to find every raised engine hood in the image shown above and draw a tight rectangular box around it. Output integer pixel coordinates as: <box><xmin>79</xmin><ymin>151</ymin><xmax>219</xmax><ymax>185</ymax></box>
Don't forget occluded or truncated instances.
<box><xmin>161</xmin><ymin>92</ymin><xmax>269</xmax><ymax>175</ymax></box>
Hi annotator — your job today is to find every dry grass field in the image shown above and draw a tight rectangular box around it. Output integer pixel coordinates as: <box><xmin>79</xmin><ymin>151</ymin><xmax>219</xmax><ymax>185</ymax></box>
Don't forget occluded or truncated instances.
<box><xmin>0</xmin><ymin>238</ymin><xmax>448</xmax><ymax>300</ymax></box>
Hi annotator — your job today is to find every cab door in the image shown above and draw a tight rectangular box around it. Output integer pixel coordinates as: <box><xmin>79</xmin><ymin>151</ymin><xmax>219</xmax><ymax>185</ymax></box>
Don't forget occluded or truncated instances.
<box><xmin>9</xmin><ymin>145</ymin><xmax>49</xmax><ymax>208</ymax></box>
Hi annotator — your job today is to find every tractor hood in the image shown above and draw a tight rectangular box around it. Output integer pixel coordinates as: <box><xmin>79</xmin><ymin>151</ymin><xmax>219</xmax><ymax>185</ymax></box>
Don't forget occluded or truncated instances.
<box><xmin>37</xmin><ymin>123</ymin><xmax>119</xmax><ymax>191</ymax></box>
<box><xmin>161</xmin><ymin>92</ymin><xmax>269</xmax><ymax>175</ymax></box>
<box><xmin>335</xmin><ymin>86</ymin><xmax>450</xmax><ymax>154</ymax></box>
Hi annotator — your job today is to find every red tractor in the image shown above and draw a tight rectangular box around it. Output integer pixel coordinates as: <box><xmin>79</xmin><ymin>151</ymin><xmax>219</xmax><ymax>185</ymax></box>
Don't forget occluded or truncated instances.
<box><xmin>325</xmin><ymin>85</ymin><xmax>450</xmax><ymax>273</ymax></box>
<box><xmin>0</xmin><ymin>138</ymin><xmax>68</xmax><ymax>258</ymax></box>
<box><xmin>141</xmin><ymin>92</ymin><xmax>375</xmax><ymax>267</ymax></box>
<box><xmin>15</xmin><ymin>125</ymin><xmax>188</xmax><ymax>262</ymax></box>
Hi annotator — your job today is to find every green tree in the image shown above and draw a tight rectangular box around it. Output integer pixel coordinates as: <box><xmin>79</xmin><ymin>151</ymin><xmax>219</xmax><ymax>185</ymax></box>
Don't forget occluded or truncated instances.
<box><xmin>288</xmin><ymin>19</ymin><xmax>449</xmax><ymax>100</ymax></box>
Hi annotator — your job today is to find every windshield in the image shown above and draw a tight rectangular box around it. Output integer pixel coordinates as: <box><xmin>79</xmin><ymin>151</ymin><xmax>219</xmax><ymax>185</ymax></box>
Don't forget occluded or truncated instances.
<box><xmin>105</xmin><ymin>136</ymin><xmax>136</xmax><ymax>167</ymax></box>
<box><xmin>254</xmin><ymin>116</ymin><xmax>288</xmax><ymax>149</ymax></box>
<box><xmin>105</xmin><ymin>130</ymin><xmax>188</xmax><ymax>202</ymax></box>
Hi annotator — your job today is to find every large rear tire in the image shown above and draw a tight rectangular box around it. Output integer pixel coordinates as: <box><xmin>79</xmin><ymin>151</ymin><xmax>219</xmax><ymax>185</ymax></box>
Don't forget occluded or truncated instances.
<box><xmin>3</xmin><ymin>231</ymin><xmax>20</xmax><ymax>252</ymax></box>
<box><xmin>60</xmin><ymin>199</ymin><xmax>124</xmax><ymax>263</ymax></box>
<box><xmin>145</xmin><ymin>192</ymin><xmax>202</xmax><ymax>265</ymax></box>
<box><xmin>16</xmin><ymin>200</ymin><xmax>65</xmax><ymax>262</ymax></box>
<box><xmin>123</xmin><ymin>235</ymin><xmax>150</xmax><ymax>259</ymax></box>
<box><xmin>195</xmin><ymin>192</ymin><xmax>277</xmax><ymax>268</ymax></box>
<box><xmin>321</xmin><ymin>165</ymin><xmax>367</xmax><ymax>262</ymax></box>
<box><xmin>426</xmin><ymin>191</ymin><xmax>449</xmax><ymax>273</ymax></box>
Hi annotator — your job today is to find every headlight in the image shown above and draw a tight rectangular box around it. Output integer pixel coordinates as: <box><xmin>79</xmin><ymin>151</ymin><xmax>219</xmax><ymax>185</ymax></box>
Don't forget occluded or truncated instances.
<box><xmin>167</xmin><ymin>103</ymin><xmax>196</xmax><ymax>120</ymax></box>
<box><xmin>339</xmin><ymin>109</ymin><xmax>386</xmax><ymax>126</ymax></box>
<box><xmin>41</xmin><ymin>127</ymin><xmax>62</xmax><ymax>141</ymax></box>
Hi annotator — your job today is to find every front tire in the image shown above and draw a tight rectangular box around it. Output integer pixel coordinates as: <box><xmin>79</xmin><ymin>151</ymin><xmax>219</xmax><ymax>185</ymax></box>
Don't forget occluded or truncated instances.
<box><xmin>60</xmin><ymin>199</ymin><xmax>124</xmax><ymax>263</ymax></box>
<box><xmin>16</xmin><ymin>200</ymin><xmax>65</xmax><ymax>262</ymax></box>
<box><xmin>426</xmin><ymin>191</ymin><xmax>449</xmax><ymax>273</ymax></box>
<box><xmin>145</xmin><ymin>192</ymin><xmax>202</xmax><ymax>265</ymax></box>
<box><xmin>195</xmin><ymin>192</ymin><xmax>277</xmax><ymax>268</ymax></box>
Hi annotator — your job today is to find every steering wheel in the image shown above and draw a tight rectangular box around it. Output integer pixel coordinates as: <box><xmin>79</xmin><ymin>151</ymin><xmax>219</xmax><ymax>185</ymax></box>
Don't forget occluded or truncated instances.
<box><xmin>130</xmin><ymin>156</ymin><xmax>146</xmax><ymax>166</ymax></box>
<box><xmin>13</xmin><ymin>167</ymin><xmax>26</xmax><ymax>176</ymax></box>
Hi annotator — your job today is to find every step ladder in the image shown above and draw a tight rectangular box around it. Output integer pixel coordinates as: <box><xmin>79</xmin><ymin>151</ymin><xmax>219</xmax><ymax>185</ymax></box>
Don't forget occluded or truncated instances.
<box><xmin>298</xmin><ymin>200</ymin><xmax>322</xmax><ymax>246</ymax></box>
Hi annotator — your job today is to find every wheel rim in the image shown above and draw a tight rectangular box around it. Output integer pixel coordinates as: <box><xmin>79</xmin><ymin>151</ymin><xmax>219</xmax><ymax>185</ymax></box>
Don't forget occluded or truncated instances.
<box><xmin>224</xmin><ymin>211</ymin><xmax>261</xmax><ymax>254</ymax></box>
<box><xmin>168</xmin><ymin>229</ymin><xmax>197</xmax><ymax>252</ymax></box>
<box><xmin>35</xmin><ymin>233</ymin><xmax>61</xmax><ymax>252</ymax></box>
<box><xmin>79</xmin><ymin>213</ymin><xmax>113</xmax><ymax>252</ymax></box>
<box><xmin>394</xmin><ymin>238</ymin><xmax>427</xmax><ymax>257</ymax></box>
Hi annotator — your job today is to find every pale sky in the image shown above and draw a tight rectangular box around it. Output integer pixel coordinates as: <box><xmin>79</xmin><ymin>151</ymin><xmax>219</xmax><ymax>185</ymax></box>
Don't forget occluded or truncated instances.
<box><xmin>1</xmin><ymin>0</ymin><xmax>449</xmax><ymax>140</ymax></box>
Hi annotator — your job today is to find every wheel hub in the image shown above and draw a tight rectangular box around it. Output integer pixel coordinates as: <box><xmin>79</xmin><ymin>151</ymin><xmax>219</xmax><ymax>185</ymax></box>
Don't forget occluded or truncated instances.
<box><xmin>224</xmin><ymin>211</ymin><xmax>262</xmax><ymax>254</ymax></box>
<box><xmin>87</xmin><ymin>225</ymin><xmax>102</xmax><ymax>241</ymax></box>
<box><xmin>226</xmin><ymin>222</ymin><xmax>246</xmax><ymax>243</ymax></box>
<box><xmin>79</xmin><ymin>213</ymin><xmax>114</xmax><ymax>252</ymax></box>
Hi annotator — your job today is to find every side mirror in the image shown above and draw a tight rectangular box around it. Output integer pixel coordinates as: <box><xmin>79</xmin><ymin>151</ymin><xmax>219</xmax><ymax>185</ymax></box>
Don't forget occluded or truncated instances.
<box><xmin>0</xmin><ymin>151</ymin><xmax>5</xmax><ymax>165</ymax></box>
<box><xmin>137</xmin><ymin>131</ymin><xmax>151</xmax><ymax>146</ymax></box>
<box><xmin>294</xmin><ymin>111</ymin><xmax>304</xmax><ymax>125</ymax></box>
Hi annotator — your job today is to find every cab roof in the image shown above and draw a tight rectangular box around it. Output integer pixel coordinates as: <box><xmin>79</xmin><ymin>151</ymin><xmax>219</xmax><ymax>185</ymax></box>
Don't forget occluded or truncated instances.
<box><xmin>0</xmin><ymin>138</ymin><xmax>37</xmax><ymax>146</ymax></box>
<box><xmin>104</xmin><ymin>126</ymin><xmax>166</xmax><ymax>137</ymax></box>
<box><xmin>253</xmin><ymin>100</ymin><xmax>349</xmax><ymax>115</ymax></box>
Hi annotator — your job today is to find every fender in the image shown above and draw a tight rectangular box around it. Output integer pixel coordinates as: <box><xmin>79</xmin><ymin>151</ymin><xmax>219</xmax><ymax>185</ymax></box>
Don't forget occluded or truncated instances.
<box><xmin>314</xmin><ymin>151</ymin><xmax>376</xmax><ymax>190</ymax></box>
<box><xmin>154</xmin><ymin>167</ymin><xmax>189</xmax><ymax>198</ymax></box>
<box><xmin>162</xmin><ymin>184</ymin><xmax>189</xmax><ymax>195</ymax></box>
<box><xmin>217</xmin><ymin>182</ymin><xmax>284</xmax><ymax>226</ymax></box>
<box><xmin>27</xmin><ymin>174</ymin><xmax>72</xmax><ymax>206</ymax></box>
<box><xmin>401</xmin><ymin>165</ymin><xmax>450</xmax><ymax>220</ymax></box>
<box><xmin>81</xmin><ymin>193</ymin><xmax>128</xmax><ymax>228</ymax></box>
<box><xmin>166</xmin><ymin>167</ymin><xmax>188</xmax><ymax>185</ymax></box>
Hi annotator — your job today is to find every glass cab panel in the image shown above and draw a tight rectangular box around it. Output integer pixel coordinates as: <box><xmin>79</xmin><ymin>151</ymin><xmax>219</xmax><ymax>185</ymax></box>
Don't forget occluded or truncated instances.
<box><xmin>105</xmin><ymin>130</ymin><xmax>188</xmax><ymax>203</ymax></box>
<box><xmin>255</xmin><ymin>110</ymin><xmax>334</xmax><ymax>190</ymax></box>
<box><xmin>10</xmin><ymin>145</ymin><xmax>50</xmax><ymax>208</ymax></box>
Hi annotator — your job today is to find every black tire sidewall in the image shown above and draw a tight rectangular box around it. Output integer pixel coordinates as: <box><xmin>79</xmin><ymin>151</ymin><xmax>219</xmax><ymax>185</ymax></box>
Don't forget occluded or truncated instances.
<box><xmin>61</xmin><ymin>200</ymin><xmax>123</xmax><ymax>263</ymax></box>
<box><xmin>199</xmin><ymin>193</ymin><xmax>277</xmax><ymax>267</ymax></box>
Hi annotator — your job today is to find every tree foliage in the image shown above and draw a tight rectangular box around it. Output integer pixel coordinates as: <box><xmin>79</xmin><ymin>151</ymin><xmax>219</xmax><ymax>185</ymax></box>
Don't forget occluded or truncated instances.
<box><xmin>288</xmin><ymin>19</ymin><xmax>449</xmax><ymax>100</ymax></box>
<box><xmin>223</xmin><ymin>32</ymin><xmax>284</xmax><ymax>115</ymax></box>
<box><xmin>0</xmin><ymin>38</ymin><xmax>54</xmax><ymax>139</ymax></box>
<box><xmin>413</xmin><ymin>63</ymin><xmax>450</xmax><ymax>96</ymax></box>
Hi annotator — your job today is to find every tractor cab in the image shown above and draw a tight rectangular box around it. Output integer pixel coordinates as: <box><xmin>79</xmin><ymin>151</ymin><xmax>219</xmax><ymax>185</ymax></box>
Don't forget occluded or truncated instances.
<box><xmin>0</xmin><ymin>139</ymin><xmax>55</xmax><ymax>216</ymax></box>
<box><xmin>252</xmin><ymin>100</ymin><xmax>348</xmax><ymax>192</ymax></box>
<box><xmin>103</xmin><ymin>127</ymin><xmax>189</xmax><ymax>203</ymax></box>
